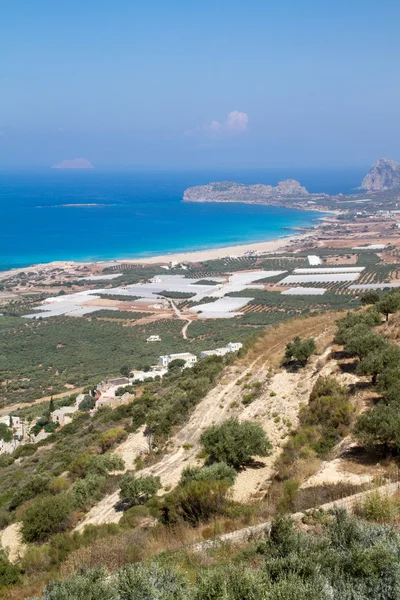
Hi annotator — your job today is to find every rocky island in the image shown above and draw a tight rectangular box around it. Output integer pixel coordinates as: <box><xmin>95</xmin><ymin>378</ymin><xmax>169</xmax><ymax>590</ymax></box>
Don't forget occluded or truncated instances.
<box><xmin>52</xmin><ymin>158</ymin><xmax>94</xmax><ymax>169</ymax></box>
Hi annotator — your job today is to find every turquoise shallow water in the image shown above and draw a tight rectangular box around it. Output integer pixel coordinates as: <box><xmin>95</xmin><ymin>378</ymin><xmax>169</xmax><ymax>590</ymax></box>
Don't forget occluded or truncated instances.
<box><xmin>0</xmin><ymin>168</ymin><xmax>364</xmax><ymax>270</ymax></box>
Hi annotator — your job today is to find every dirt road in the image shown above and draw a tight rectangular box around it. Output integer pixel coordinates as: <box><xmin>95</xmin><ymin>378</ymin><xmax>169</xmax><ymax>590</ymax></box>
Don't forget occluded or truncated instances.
<box><xmin>0</xmin><ymin>387</ymin><xmax>85</xmax><ymax>416</ymax></box>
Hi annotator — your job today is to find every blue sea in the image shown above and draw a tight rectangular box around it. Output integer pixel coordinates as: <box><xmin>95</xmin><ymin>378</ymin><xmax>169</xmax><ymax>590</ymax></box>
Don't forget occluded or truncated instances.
<box><xmin>0</xmin><ymin>167</ymin><xmax>365</xmax><ymax>271</ymax></box>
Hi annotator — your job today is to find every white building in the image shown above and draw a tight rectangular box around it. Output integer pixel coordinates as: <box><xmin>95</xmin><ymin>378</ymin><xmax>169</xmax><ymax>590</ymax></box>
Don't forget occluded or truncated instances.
<box><xmin>131</xmin><ymin>366</ymin><xmax>168</xmax><ymax>382</ymax></box>
<box><xmin>158</xmin><ymin>352</ymin><xmax>198</xmax><ymax>368</ymax></box>
<box><xmin>200</xmin><ymin>342</ymin><xmax>243</xmax><ymax>359</ymax></box>
<box><xmin>51</xmin><ymin>405</ymin><xmax>79</xmax><ymax>427</ymax></box>
<box><xmin>200</xmin><ymin>348</ymin><xmax>230</xmax><ymax>358</ymax></box>
<box><xmin>227</xmin><ymin>342</ymin><xmax>243</xmax><ymax>352</ymax></box>
<box><xmin>147</xmin><ymin>335</ymin><xmax>161</xmax><ymax>342</ymax></box>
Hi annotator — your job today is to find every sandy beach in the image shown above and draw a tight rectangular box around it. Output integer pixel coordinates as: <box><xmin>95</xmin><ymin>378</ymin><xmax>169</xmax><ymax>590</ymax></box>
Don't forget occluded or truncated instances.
<box><xmin>108</xmin><ymin>232</ymin><xmax>313</xmax><ymax>266</ymax></box>
<box><xmin>0</xmin><ymin>232</ymin><xmax>313</xmax><ymax>280</ymax></box>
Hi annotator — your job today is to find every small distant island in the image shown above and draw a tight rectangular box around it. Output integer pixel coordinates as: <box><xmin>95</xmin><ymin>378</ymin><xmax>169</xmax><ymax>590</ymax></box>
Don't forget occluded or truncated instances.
<box><xmin>52</xmin><ymin>158</ymin><xmax>94</xmax><ymax>169</ymax></box>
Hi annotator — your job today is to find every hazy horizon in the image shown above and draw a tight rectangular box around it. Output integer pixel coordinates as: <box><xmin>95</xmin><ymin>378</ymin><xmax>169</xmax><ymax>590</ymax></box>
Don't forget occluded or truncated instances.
<box><xmin>1</xmin><ymin>0</ymin><xmax>399</xmax><ymax>169</ymax></box>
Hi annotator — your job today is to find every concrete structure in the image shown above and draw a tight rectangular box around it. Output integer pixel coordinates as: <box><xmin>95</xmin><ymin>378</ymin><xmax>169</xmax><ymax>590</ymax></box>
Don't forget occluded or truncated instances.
<box><xmin>307</xmin><ymin>255</ymin><xmax>322</xmax><ymax>266</ymax></box>
<box><xmin>131</xmin><ymin>367</ymin><xmax>168</xmax><ymax>382</ymax></box>
<box><xmin>147</xmin><ymin>335</ymin><xmax>161</xmax><ymax>342</ymax></box>
<box><xmin>95</xmin><ymin>393</ymin><xmax>133</xmax><ymax>410</ymax></box>
<box><xmin>158</xmin><ymin>352</ymin><xmax>198</xmax><ymax>368</ymax></box>
<box><xmin>51</xmin><ymin>405</ymin><xmax>79</xmax><ymax>427</ymax></box>
<box><xmin>200</xmin><ymin>342</ymin><xmax>243</xmax><ymax>358</ymax></box>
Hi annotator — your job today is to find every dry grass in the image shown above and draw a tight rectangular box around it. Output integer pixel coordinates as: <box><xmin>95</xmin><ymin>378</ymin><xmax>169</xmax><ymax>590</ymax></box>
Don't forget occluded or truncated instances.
<box><xmin>244</xmin><ymin>312</ymin><xmax>342</xmax><ymax>368</ymax></box>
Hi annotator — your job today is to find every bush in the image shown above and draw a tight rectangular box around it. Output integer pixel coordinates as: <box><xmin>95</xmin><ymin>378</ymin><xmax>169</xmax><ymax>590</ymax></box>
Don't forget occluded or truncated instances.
<box><xmin>283</xmin><ymin>336</ymin><xmax>316</xmax><ymax>365</ymax></box>
<box><xmin>0</xmin><ymin>423</ymin><xmax>12</xmax><ymax>443</ymax></box>
<box><xmin>13</xmin><ymin>443</ymin><xmax>37</xmax><ymax>458</ymax></box>
<box><xmin>117</xmin><ymin>562</ymin><xmax>190</xmax><ymax>600</ymax></box>
<box><xmin>98</xmin><ymin>428</ymin><xmax>127</xmax><ymax>452</ymax></box>
<box><xmin>160</xmin><ymin>479</ymin><xmax>230</xmax><ymax>525</ymax></box>
<box><xmin>179</xmin><ymin>462</ymin><xmax>237</xmax><ymax>487</ymax></box>
<box><xmin>86</xmin><ymin>454</ymin><xmax>125</xmax><ymax>477</ymax></box>
<box><xmin>0</xmin><ymin>549</ymin><xmax>20</xmax><ymax>590</ymax></box>
<box><xmin>33</xmin><ymin>567</ymin><xmax>115</xmax><ymax>600</ymax></box>
<box><xmin>10</xmin><ymin>474</ymin><xmax>51</xmax><ymax>511</ymax></box>
<box><xmin>21</xmin><ymin>494</ymin><xmax>74</xmax><ymax>543</ymax></box>
<box><xmin>48</xmin><ymin>476</ymin><xmax>70</xmax><ymax>495</ymax></box>
<box><xmin>119</xmin><ymin>473</ymin><xmax>161</xmax><ymax>506</ymax></box>
<box><xmin>72</xmin><ymin>475</ymin><xmax>104</xmax><ymax>510</ymax></box>
<box><xmin>79</xmin><ymin>395</ymin><xmax>96</xmax><ymax>411</ymax></box>
<box><xmin>200</xmin><ymin>418</ymin><xmax>272</xmax><ymax>469</ymax></box>
<box><xmin>354</xmin><ymin>491</ymin><xmax>400</xmax><ymax>523</ymax></box>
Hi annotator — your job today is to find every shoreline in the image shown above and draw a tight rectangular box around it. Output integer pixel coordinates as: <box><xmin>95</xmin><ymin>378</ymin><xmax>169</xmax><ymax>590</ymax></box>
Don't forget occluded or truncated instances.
<box><xmin>0</xmin><ymin>232</ymin><xmax>314</xmax><ymax>280</ymax></box>
<box><xmin>110</xmin><ymin>232</ymin><xmax>312</xmax><ymax>265</ymax></box>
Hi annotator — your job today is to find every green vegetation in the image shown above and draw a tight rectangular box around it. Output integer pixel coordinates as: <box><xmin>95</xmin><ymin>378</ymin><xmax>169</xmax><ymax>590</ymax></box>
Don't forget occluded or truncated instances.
<box><xmin>283</xmin><ymin>335</ymin><xmax>316</xmax><ymax>366</ymax></box>
<box><xmin>333</xmin><ymin>293</ymin><xmax>400</xmax><ymax>453</ymax></box>
<box><xmin>28</xmin><ymin>510</ymin><xmax>400</xmax><ymax>600</ymax></box>
<box><xmin>119</xmin><ymin>473</ymin><xmax>161</xmax><ymax>506</ymax></box>
<box><xmin>0</xmin><ymin>313</ymin><xmax>256</xmax><ymax>406</ymax></box>
<box><xmin>21</xmin><ymin>494</ymin><xmax>74</xmax><ymax>543</ymax></box>
<box><xmin>275</xmin><ymin>376</ymin><xmax>352</xmax><ymax>491</ymax></box>
<box><xmin>178</xmin><ymin>462</ymin><xmax>237</xmax><ymax>487</ymax></box>
<box><xmin>200</xmin><ymin>418</ymin><xmax>272</xmax><ymax>469</ymax></box>
<box><xmin>159</xmin><ymin>290</ymin><xmax>195</xmax><ymax>299</ymax></box>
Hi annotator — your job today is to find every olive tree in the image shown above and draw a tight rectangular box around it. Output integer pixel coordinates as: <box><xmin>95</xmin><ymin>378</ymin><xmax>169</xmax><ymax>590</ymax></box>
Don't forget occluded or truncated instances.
<box><xmin>200</xmin><ymin>418</ymin><xmax>271</xmax><ymax>469</ymax></box>
<box><xmin>283</xmin><ymin>336</ymin><xmax>316</xmax><ymax>366</ymax></box>
<box><xmin>119</xmin><ymin>473</ymin><xmax>161</xmax><ymax>506</ymax></box>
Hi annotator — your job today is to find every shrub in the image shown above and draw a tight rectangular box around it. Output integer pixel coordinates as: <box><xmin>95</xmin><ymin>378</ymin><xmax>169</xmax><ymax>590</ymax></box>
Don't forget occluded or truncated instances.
<box><xmin>48</xmin><ymin>477</ymin><xmax>70</xmax><ymax>495</ymax></box>
<box><xmin>0</xmin><ymin>423</ymin><xmax>12</xmax><ymax>443</ymax></box>
<box><xmin>0</xmin><ymin>549</ymin><xmax>20</xmax><ymax>590</ymax></box>
<box><xmin>86</xmin><ymin>454</ymin><xmax>125</xmax><ymax>477</ymax></box>
<box><xmin>13</xmin><ymin>443</ymin><xmax>36</xmax><ymax>458</ymax></box>
<box><xmin>21</xmin><ymin>494</ymin><xmax>74</xmax><ymax>543</ymax></box>
<box><xmin>179</xmin><ymin>462</ymin><xmax>237</xmax><ymax>487</ymax></box>
<box><xmin>354</xmin><ymin>491</ymin><xmax>400</xmax><ymax>523</ymax></box>
<box><xmin>10</xmin><ymin>474</ymin><xmax>51</xmax><ymax>510</ymax></box>
<box><xmin>72</xmin><ymin>475</ymin><xmax>104</xmax><ymax>510</ymax></box>
<box><xmin>283</xmin><ymin>336</ymin><xmax>316</xmax><ymax>365</ymax></box>
<box><xmin>160</xmin><ymin>479</ymin><xmax>230</xmax><ymax>525</ymax></box>
<box><xmin>200</xmin><ymin>418</ymin><xmax>272</xmax><ymax>469</ymax></box>
<box><xmin>79</xmin><ymin>395</ymin><xmax>96</xmax><ymax>411</ymax></box>
<box><xmin>117</xmin><ymin>562</ymin><xmax>190</xmax><ymax>600</ymax></box>
<box><xmin>119</xmin><ymin>473</ymin><xmax>161</xmax><ymax>506</ymax></box>
<box><xmin>33</xmin><ymin>567</ymin><xmax>115</xmax><ymax>600</ymax></box>
<box><xmin>98</xmin><ymin>428</ymin><xmax>127</xmax><ymax>452</ymax></box>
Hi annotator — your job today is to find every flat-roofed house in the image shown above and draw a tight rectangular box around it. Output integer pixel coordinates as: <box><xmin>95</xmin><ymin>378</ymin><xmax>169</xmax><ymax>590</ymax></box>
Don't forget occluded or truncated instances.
<box><xmin>158</xmin><ymin>352</ymin><xmax>198</xmax><ymax>368</ymax></box>
<box><xmin>200</xmin><ymin>342</ymin><xmax>243</xmax><ymax>359</ymax></box>
<box><xmin>51</xmin><ymin>405</ymin><xmax>79</xmax><ymax>427</ymax></box>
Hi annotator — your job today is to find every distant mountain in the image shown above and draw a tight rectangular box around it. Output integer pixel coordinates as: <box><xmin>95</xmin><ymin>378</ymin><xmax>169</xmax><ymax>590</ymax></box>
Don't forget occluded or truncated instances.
<box><xmin>361</xmin><ymin>158</ymin><xmax>400</xmax><ymax>191</ymax></box>
<box><xmin>183</xmin><ymin>180</ymin><xmax>312</xmax><ymax>205</ymax></box>
<box><xmin>52</xmin><ymin>158</ymin><xmax>94</xmax><ymax>169</ymax></box>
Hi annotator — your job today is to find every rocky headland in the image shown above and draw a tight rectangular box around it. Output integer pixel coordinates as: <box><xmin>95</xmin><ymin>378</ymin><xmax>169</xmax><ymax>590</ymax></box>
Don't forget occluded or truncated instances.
<box><xmin>361</xmin><ymin>158</ymin><xmax>400</xmax><ymax>191</ymax></box>
<box><xmin>183</xmin><ymin>179</ymin><xmax>321</xmax><ymax>206</ymax></box>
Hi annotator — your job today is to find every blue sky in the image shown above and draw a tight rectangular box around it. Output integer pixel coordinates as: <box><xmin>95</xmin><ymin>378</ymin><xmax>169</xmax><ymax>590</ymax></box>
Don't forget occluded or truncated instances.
<box><xmin>1</xmin><ymin>0</ymin><xmax>399</xmax><ymax>168</ymax></box>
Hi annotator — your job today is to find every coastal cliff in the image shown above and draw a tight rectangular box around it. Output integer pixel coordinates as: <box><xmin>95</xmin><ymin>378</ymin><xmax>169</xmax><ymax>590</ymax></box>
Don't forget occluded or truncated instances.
<box><xmin>183</xmin><ymin>179</ymin><xmax>313</xmax><ymax>205</ymax></box>
<box><xmin>361</xmin><ymin>158</ymin><xmax>400</xmax><ymax>191</ymax></box>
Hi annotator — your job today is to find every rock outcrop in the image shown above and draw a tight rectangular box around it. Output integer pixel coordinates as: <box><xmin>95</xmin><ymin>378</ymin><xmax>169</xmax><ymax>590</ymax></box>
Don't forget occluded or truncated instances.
<box><xmin>183</xmin><ymin>180</ymin><xmax>311</xmax><ymax>204</ymax></box>
<box><xmin>52</xmin><ymin>158</ymin><xmax>94</xmax><ymax>169</ymax></box>
<box><xmin>361</xmin><ymin>158</ymin><xmax>400</xmax><ymax>191</ymax></box>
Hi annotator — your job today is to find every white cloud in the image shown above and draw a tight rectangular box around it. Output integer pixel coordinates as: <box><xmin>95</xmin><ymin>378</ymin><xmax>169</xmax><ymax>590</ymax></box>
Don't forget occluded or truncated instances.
<box><xmin>186</xmin><ymin>110</ymin><xmax>249</xmax><ymax>136</ymax></box>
